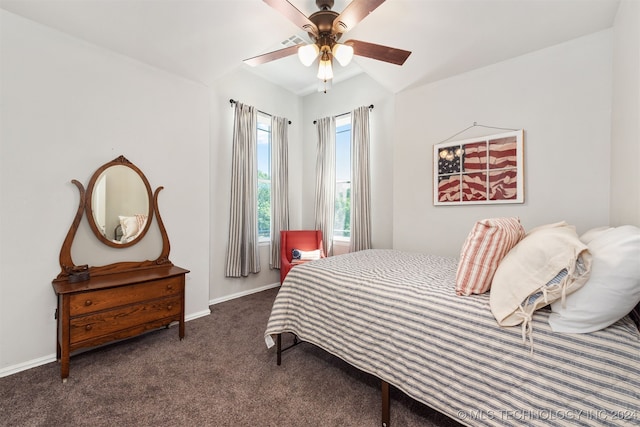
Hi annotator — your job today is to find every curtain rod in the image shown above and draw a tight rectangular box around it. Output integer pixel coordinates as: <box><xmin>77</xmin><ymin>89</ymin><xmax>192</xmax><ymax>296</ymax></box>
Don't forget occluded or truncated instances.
<box><xmin>229</xmin><ymin>99</ymin><xmax>291</xmax><ymax>125</ymax></box>
<box><xmin>313</xmin><ymin>105</ymin><xmax>374</xmax><ymax>124</ymax></box>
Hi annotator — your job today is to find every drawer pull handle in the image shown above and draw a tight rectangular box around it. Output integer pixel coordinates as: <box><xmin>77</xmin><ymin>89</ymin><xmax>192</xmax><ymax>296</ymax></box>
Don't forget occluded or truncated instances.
<box><xmin>84</xmin><ymin>300</ymin><xmax>92</xmax><ymax>306</ymax></box>
<box><xmin>85</xmin><ymin>325</ymin><xmax>92</xmax><ymax>331</ymax></box>
<box><xmin>167</xmin><ymin>305</ymin><xmax>173</xmax><ymax>311</ymax></box>
<box><xmin>166</xmin><ymin>285</ymin><xmax>173</xmax><ymax>290</ymax></box>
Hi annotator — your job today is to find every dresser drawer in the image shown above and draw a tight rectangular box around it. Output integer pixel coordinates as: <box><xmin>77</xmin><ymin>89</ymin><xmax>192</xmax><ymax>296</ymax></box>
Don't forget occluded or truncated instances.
<box><xmin>69</xmin><ymin>276</ymin><xmax>183</xmax><ymax>316</ymax></box>
<box><xmin>70</xmin><ymin>295</ymin><xmax>182</xmax><ymax>344</ymax></box>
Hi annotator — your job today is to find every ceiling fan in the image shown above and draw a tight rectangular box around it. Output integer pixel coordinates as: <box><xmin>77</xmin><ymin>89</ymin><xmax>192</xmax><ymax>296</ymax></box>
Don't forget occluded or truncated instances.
<box><xmin>244</xmin><ymin>0</ymin><xmax>411</xmax><ymax>88</ymax></box>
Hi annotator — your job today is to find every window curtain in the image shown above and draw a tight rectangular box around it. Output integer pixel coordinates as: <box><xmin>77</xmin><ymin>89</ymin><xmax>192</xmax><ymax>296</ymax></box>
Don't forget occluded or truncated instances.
<box><xmin>350</xmin><ymin>106</ymin><xmax>372</xmax><ymax>252</ymax></box>
<box><xmin>270</xmin><ymin>116</ymin><xmax>290</xmax><ymax>269</ymax></box>
<box><xmin>314</xmin><ymin>116</ymin><xmax>336</xmax><ymax>256</ymax></box>
<box><xmin>225</xmin><ymin>101</ymin><xmax>260</xmax><ymax>277</ymax></box>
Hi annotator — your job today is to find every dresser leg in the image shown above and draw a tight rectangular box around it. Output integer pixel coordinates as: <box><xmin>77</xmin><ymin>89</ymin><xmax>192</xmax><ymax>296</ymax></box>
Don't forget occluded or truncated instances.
<box><xmin>59</xmin><ymin>295</ymin><xmax>70</xmax><ymax>382</ymax></box>
<box><xmin>60</xmin><ymin>356</ymin><xmax>69</xmax><ymax>383</ymax></box>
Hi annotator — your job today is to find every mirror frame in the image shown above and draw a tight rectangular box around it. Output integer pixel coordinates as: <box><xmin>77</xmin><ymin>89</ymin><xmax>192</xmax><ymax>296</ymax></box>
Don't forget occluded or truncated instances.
<box><xmin>55</xmin><ymin>155</ymin><xmax>173</xmax><ymax>281</ymax></box>
<box><xmin>85</xmin><ymin>156</ymin><xmax>154</xmax><ymax>248</ymax></box>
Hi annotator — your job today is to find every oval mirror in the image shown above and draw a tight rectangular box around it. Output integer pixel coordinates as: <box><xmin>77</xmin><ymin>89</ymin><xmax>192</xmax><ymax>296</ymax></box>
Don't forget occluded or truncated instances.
<box><xmin>85</xmin><ymin>156</ymin><xmax>153</xmax><ymax>248</ymax></box>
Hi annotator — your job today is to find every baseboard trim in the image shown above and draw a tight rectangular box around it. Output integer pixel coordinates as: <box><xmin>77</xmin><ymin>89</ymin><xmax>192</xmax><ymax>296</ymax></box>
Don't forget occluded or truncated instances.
<box><xmin>0</xmin><ymin>354</ymin><xmax>57</xmax><ymax>378</ymax></box>
<box><xmin>186</xmin><ymin>308</ymin><xmax>212</xmax><ymax>322</ymax></box>
<box><xmin>209</xmin><ymin>282</ymin><xmax>280</xmax><ymax>306</ymax></box>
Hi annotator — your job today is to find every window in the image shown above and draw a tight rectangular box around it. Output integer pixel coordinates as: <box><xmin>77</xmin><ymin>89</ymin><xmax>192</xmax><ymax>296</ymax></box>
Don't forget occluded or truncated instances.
<box><xmin>257</xmin><ymin>112</ymin><xmax>271</xmax><ymax>241</ymax></box>
<box><xmin>334</xmin><ymin>114</ymin><xmax>352</xmax><ymax>239</ymax></box>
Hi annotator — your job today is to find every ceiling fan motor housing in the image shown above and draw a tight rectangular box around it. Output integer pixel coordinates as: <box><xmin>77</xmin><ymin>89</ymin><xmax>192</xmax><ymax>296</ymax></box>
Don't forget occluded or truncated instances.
<box><xmin>308</xmin><ymin>9</ymin><xmax>341</xmax><ymax>42</ymax></box>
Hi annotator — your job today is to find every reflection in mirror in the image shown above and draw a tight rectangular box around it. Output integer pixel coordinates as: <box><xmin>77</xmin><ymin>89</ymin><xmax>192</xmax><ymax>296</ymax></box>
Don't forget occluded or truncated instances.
<box><xmin>92</xmin><ymin>165</ymin><xmax>149</xmax><ymax>243</ymax></box>
<box><xmin>86</xmin><ymin>156</ymin><xmax>153</xmax><ymax>248</ymax></box>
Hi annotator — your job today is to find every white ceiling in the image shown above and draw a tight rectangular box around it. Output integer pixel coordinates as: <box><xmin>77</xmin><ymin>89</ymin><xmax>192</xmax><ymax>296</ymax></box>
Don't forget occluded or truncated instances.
<box><xmin>0</xmin><ymin>0</ymin><xmax>621</xmax><ymax>96</ymax></box>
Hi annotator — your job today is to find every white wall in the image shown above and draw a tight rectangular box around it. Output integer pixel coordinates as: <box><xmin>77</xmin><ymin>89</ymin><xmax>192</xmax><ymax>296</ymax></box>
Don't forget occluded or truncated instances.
<box><xmin>302</xmin><ymin>73</ymin><xmax>396</xmax><ymax>251</ymax></box>
<box><xmin>610</xmin><ymin>0</ymin><xmax>640</xmax><ymax>227</ymax></box>
<box><xmin>0</xmin><ymin>10</ymin><xmax>211</xmax><ymax>374</ymax></box>
<box><xmin>393</xmin><ymin>30</ymin><xmax>614</xmax><ymax>256</ymax></box>
<box><xmin>208</xmin><ymin>68</ymin><xmax>302</xmax><ymax>303</ymax></box>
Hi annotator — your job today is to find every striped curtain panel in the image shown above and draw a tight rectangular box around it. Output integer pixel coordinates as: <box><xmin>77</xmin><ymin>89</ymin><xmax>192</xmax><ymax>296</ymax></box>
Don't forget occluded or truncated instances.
<box><xmin>225</xmin><ymin>102</ymin><xmax>260</xmax><ymax>277</ymax></box>
<box><xmin>350</xmin><ymin>106</ymin><xmax>372</xmax><ymax>252</ymax></box>
<box><xmin>269</xmin><ymin>116</ymin><xmax>290</xmax><ymax>269</ymax></box>
<box><xmin>314</xmin><ymin>116</ymin><xmax>336</xmax><ymax>256</ymax></box>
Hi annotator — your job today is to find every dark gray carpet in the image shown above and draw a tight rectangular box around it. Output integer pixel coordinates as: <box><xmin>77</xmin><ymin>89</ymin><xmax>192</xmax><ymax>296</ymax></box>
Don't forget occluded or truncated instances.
<box><xmin>0</xmin><ymin>287</ymin><xmax>463</xmax><ymax>426</ymax></box>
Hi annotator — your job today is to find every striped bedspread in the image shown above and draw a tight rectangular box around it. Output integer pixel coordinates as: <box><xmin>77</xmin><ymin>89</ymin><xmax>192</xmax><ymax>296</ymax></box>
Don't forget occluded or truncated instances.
<box><xmin>265</xmin><ymin>249</ymin><xmax>640</xmax><ymax>426</ymax></box>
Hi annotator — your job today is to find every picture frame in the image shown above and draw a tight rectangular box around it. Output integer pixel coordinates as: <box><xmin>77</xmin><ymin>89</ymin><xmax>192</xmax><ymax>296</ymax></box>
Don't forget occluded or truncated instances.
<box><xmin>433</xmin><ymin>129</ymin><xmax>524</xmax><ymax>205</ymax></box>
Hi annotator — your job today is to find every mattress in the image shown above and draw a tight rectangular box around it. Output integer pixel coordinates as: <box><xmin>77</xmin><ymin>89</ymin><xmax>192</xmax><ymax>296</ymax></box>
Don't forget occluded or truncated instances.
<box><xmin>265</xmin><ymin>249</ymin><xmax>640</xmax><ymax>426</ymax></box>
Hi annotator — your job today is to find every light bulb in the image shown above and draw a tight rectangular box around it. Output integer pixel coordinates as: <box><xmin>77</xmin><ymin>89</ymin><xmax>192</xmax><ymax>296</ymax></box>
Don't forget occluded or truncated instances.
<box><xmin>317</xmin><ymin>58</ymin><xmax>334</xmax><ymax>80</ymax></box>
<box><xmin>298</xmin><ymin>44</ymin><xmax>319</xmax><ymax>66</ymax></box>
<box><xmin>332</xmin><ymin>43</ymin><xmax>354</xmax><ymax>66</ymax></box>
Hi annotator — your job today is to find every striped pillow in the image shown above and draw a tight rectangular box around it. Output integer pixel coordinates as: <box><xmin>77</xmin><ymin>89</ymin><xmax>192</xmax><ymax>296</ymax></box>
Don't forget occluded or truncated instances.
<box><xmin>455</xmin><ymin>217</ymin><xmax>525</xmax><ymax>296</ymax></box>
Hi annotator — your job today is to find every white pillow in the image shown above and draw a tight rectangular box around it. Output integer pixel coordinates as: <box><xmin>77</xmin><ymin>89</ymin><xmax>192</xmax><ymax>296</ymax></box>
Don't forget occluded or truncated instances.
<box><xmin>119</xmin><ymin>215</ymin><xmax>140</xmax><ymax>241</ymax></box>
<box><xmin>292</xmin><ymin>249</ymin><xmax>322</xmax><ymax>261</ymax></box>
<box><xmin>580</xmin><ymin>226</ymin><xmax>612</xmax><ymax>245</ymax></box>
<box><xmin>118</xmin><ymin>214</ymin><xmax>148</xmax><ymax>243</ymax></box>
<box><xmin>548</xmin><ymin>225</ymin><xmax>640</xmax><ymax>333</ymax></box>
<box><xmin>490</xmin><ymin>221</ymin><xmax>592</xmax><ymax>327</ymax></box>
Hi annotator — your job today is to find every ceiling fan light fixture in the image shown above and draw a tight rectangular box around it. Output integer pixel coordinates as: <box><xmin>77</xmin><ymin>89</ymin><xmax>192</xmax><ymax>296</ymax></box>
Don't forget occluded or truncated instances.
<box><xmin>298</xmin><ymin>43</ymin><xmax>319</xmax><ymax>66</ymax></box>
<box><xmin>317</xmin><ymin>53</ymin><xmax>334</xmax><ymax>80</ymax></box>
<box><xmin>246</xmin><ymin>0</ymin><xmax>412</xmax><ymax>94</ymax></box>
<box><xmin>317</xmin><ymin>48</ymin><xmax>334</xmax><ymax>80</ymax></box>
<box><xmin>332</xmin><ymin>43</ymin><xmax>354</xmax><ymax>66</ymax></box>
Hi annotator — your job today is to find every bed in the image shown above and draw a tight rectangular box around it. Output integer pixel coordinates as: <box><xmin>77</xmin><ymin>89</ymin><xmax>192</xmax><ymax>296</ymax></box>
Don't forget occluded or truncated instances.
<box><xmin>264</xmin><ymin>248</ymin><xmax>640</xmax><ymax>426</ymax></box>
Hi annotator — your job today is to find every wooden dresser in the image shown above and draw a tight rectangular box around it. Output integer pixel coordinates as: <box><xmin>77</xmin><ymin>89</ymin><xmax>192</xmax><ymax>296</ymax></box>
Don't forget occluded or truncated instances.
<box><xmin>53</xmin><ymin>156</ymin><xmax>189</xmax><ymax>382</ymax></box>
<box><xmin>53</xmin><ymin>265</ymin><xmax>189</xmax><ymax>381</ymax></box>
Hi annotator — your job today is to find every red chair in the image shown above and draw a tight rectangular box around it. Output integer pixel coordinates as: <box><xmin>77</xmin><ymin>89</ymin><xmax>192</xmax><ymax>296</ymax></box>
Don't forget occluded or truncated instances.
<box><xmin>280</xmin><ymin>230</ymin><xmax>325</xmax><ymax>283</ymax></box>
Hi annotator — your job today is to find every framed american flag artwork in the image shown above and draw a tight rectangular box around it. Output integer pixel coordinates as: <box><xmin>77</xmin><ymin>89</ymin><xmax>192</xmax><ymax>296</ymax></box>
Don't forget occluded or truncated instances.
<box><xmin>433</xmin><ymin>129</ymin><xmax>524</xmax><ymax>205</ymax></box>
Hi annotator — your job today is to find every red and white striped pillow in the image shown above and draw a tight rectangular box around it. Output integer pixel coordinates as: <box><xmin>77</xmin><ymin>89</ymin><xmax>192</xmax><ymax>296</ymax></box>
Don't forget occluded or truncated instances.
<box><xmin>455</xmin><ymin>217</ymin><xmax>525</xmax><ymax>296</ymax></box>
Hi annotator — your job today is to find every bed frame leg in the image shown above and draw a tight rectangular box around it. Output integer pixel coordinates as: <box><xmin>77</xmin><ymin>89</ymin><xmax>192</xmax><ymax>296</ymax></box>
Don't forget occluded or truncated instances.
<box><xmin>381</xmin><ymin>380</ymin><xmax>390</xmax><ymax>427</ymax></box>
<box><xmin>276</xmin><ymin>333</ymin><xmax>282</xmax><ymax>366</ymax></box>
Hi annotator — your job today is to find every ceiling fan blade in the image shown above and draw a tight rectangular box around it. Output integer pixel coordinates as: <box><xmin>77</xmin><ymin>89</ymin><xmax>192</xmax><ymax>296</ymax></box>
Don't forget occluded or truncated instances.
<box><xmin>333</xmin><ymin>0</ymin><xmax>386</xmax><ymax>34</ymax></box>
<box><xmin>345</xmin><ymin>39</ymin><xmax>411</xmax><ymax>66</ymax></box>
<box><xmin>263</xmin><ymin>0</ymin><xmax>319</xmax><ymax>37</ymax></box>
<box><xmin>244</xmin><ymin>45</ymin><xmax>300</xmax><ymax>67</ymax></box>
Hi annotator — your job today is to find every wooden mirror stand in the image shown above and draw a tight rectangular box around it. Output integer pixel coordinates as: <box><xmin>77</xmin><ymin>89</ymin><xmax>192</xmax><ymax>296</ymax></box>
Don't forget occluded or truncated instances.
<box><xmin>52</xmin><ymin>155</ymin><xmax>189</xmax><ymax>382</ymax></box>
